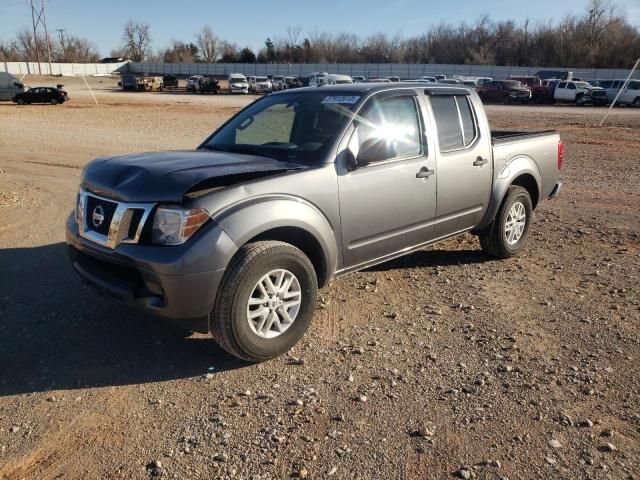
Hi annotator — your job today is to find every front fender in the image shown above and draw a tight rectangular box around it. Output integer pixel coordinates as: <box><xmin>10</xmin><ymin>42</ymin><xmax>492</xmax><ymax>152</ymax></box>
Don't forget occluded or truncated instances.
<box><xmin>211</xmin><ymin>195</ymin><xmax>339</xmax><ymax>282</ymax></box>
<box><xmin>476</xmin><ymin>155</ymin><xmax>542</xmax><ymax>231</ymax></box>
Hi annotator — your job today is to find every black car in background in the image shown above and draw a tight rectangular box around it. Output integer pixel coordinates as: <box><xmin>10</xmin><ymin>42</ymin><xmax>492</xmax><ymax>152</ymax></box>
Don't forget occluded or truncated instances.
<box><xmin>163</xmin><ymin>75</ymin><xmax>179</xmax><ymax>88</ymax></box>
<box><xmin>13</xmin><ymin>87</ymin><xmax>68</xmax><ymax>105</ymax></box>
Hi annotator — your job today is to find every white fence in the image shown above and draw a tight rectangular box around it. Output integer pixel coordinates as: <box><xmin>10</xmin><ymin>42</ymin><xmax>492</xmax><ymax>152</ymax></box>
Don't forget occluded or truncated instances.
<box><xmin>126</xmin><ymin>62</ymin><xmax>639</xmax><ymax>81</ymax></box>
<box><xmin>0</xmin><ymin>61</ymin><xmax>128</xmax><ymax>76</ymax></box>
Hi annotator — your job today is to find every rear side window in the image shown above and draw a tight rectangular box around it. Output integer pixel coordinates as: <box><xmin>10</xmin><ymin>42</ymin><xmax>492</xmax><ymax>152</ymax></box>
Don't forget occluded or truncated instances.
<box><xmin>558</xmin><ymin>82</ymin><xmax>567</xmax><ymax>88</ymax></box>
<box><xmin>430</xmin><ymin>95</ymin><xmax>478</xmax><ymax>151</ymax></box>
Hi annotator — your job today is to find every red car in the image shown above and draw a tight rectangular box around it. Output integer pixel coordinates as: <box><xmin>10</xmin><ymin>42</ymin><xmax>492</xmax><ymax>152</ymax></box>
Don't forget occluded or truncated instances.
<box><xmin>476</xmin><ymin>80</ymin><xmax>531</xmax><ymax>104</ymax></box>
<box><xmin>510</xmin><ymin>76</ymin><xmax>553</xmax><ymax>103</ymax></box>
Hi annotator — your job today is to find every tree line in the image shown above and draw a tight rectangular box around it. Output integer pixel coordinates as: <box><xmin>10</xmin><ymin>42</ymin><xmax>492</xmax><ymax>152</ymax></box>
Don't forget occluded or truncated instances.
<box><xmin>1</xmin><ymin>0</ymin><xmax>638</xmax><ymax>68</ymax></box>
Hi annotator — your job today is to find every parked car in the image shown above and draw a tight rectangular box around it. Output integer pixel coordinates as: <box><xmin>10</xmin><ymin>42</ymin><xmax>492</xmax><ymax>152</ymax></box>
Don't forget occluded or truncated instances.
<box><xmin>250</xmin><ymin>76</ymin><xmax>273</xmax><ymax>94</ymax></box>
<box><xmin>120</xmin><ymin>74</ymin><xmax>138</xmax><ymax>91</ymax></box>
<box><xmin>477</xmin><ymin>80</ymin><xmax>531</xmax><ymax>104</ymax></box>
<box><xmin>187</xmin><ymin>75</ymin><xmax>204</xmax><ymax>93</ymax></box>
<box><xmin>139</xmin><ymin>77</ymin><xmax>164</xmax><ymax>92</ymax></box>
<box><xmin>598</xmin><ymin>79</ymin><xmax>640</xmax><ymax>107</ymax></box>
<box><xmin>510</xmin><ymin>76</ymin><xmax>553</xmax><ymax>103</ymax></box>
<box><xmin>553</xmin><ymin>80</ymin><xmax>604</xmax><ymax>105</ymax></box>
<box><xmin>434</xmin><ymin>75</ymin><xmax>446</xmax><ymax>81</ymax></box>
<box><xmin>269</xmin><ymin>76</ymin><xmax>286</xmax><ymax>91</ymax></box>
<box><xmin>421</xmin><ymin>76</ymin><xmax>437</xmax><ymax>83</ymax></box>
<box><xmin>352</xmin><ymin>76</ymin><xmax>366</xmax><ymax>83</ymax></box>
<box><xmin>363</xmin><ymin>78</ymin><xmax>391</xmax><ymax>83</ymax></box>
<box><xmin>325</xmin><ymin>74</ymin><xmax>353</xmax><ymax>86</ymax></box>
<box><xmin>67</xmin><ymin>83</ymin><xmax>562</xmax><ymax>362</ymax></box>
<box><xmin>307</xmin><ymin>72</ymin><xmax>329</xmax><ymax>87</ymax></box>
<box><xmin>438</xmin><ymin>79</ymin><xmax>462</xmax><ymax>85</ymax></box>
<box><xmin>13</xmin><ymin>86</ymin><xmax>68</xmax><ymax>105</ymax></box>
<box><xmin>228</xmin><ymin>73</ymin><xmax>249</xmax><ymax>94</ymax></box>
<box><xmin>163</xmin><ymin>75</ymin><xmax>179</xmax><ymax>89</ymax></box>
<box><xmin>199</xmin><ymin>77</ymin><xmax>220</xmax><ymax>94</ymax></box>
<box><xmin>0</xmin><ymin>72</ymin><xmax>27</xmax><ymax>101</ymax></box>
<box><xmin>388</xmin><ymin>76</ymin><xmax>401</xmax><ymax>82</ymax></box>
<box><xmin>284</xmin><ymin>76</ymin><xmax>303</xmax><ymax>89</ymax></box>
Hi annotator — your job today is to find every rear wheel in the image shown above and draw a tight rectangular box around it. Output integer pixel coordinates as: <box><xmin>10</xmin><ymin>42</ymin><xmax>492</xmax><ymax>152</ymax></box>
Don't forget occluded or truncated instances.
<box><xmin>211</xmin><ymin>241</ymin><xmax>318</xmax><ymax>362</ymax></box>
<box><xmin>479</xmin><ymin>186</ymin><xmax>533</xmax><ymax>259</ymax></box>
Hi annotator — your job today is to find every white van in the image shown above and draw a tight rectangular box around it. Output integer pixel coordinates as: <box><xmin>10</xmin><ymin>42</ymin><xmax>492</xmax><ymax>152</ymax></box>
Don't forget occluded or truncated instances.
<box><xmin>598</xmin><ymin>79</ymin><xmax>640</xmax><ymax>107</ymax></box>
<box><xmin>228</xmin><ymin>73</ymin><xmax>249</xmax><ymax>94</ymax></box>
<box><xmin>325</xmin><ymin>74</ymin><xmax>353</xmax><ymax>85</ymax></box>
<box><xmin>0</xmin><ymin>72</ymin><xmax>27</xmax><ymax>101</ymax></box>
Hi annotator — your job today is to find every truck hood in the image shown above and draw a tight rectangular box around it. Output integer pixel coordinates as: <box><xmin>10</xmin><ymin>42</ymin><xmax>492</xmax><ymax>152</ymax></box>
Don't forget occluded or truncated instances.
<box><xmin>81</xmin><ymin>150</ymin><xmax>307</xmax><ymax>203</ymax></box>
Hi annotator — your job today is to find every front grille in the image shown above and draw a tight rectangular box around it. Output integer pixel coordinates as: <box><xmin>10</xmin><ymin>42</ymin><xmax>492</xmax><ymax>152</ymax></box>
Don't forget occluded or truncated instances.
<box><xmin>78</xmin><ymin>189</ymin><xmax>155</xmax><ymax>249</ymax></box>
<box><xmin>86</xmin><ymin>195</ymin><xmax>118</xmax><ymax>235</ymax></box>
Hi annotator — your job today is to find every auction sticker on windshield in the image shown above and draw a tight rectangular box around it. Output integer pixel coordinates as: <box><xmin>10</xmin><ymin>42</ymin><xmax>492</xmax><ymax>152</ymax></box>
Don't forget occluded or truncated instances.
<box><xmin>321</xmin><ymin>96</ymin><xmax>361</xmax><ymax>104</ymax></box>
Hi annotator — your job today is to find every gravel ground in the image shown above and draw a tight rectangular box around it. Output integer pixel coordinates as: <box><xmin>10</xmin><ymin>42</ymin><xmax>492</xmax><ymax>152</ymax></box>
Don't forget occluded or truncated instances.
<box><xmin>0</xmin><ymin>76</ymin><xmax>638</xmax><ymax>480</ymax></box>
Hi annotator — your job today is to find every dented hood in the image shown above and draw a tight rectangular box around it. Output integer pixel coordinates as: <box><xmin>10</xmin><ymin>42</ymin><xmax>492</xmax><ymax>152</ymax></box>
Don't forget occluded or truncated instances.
<box><xmin>81</xmin><ymin>150</ymin><xmax>307</xmax><ymax>203</ymax></box>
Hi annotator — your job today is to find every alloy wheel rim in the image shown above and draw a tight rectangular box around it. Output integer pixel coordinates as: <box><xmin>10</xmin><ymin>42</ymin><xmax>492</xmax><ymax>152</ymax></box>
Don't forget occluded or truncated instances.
<box><xmin>504</xmin><ymin>201</ymin><xmax>527</xmax><ymax>245</ymax></box>
<box><xmin>247</xmin><ymin>269</ymin><xmax>302</xmax><ymax>339</ymax></box>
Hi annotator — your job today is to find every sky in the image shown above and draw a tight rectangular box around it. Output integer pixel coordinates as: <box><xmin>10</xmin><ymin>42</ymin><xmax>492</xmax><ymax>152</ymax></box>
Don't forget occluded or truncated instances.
<box><xmin>1</xmin><ymin>0</ymin><xmax>639</xmax><ymax>57</ymax></box>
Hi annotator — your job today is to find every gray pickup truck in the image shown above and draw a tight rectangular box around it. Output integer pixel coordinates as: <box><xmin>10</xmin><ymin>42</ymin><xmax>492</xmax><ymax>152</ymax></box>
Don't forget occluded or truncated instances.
<box><xmin>66</xmin><ymin>83</ymin><xmax>562</xmax><ymax>362</ymax></box>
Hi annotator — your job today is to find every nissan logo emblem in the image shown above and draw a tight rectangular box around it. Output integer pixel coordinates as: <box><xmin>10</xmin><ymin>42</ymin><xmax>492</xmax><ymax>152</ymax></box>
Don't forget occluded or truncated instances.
<box><xmin>92</xmin><ymin>205</ymin><xmax>105</xmax><ymax>228</ymax></box>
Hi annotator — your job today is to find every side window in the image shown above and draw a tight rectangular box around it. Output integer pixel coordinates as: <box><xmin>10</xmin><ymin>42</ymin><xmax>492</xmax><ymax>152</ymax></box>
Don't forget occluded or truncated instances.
<box><xmin>558</xmin><ymin>82</ymin><xmax>567</xmax><ymax>89</ymax></box>
<box><xmin>430</xmin><ymin>95</ymin><xmax>478</xmax><ymax>151</ymax></box>
<box><xmin>600</xmin><ymin>81</ymin><xmax>611</xmax><ymax>89</ymax></box>
<box><xmin>356</xmin><ymin>96</ymin><xmax>422</xmax><ymax>161</ymax></box>
<box><xmin>568</xmin><ymin>83</ymin><xmax>576</xmax><ymax>90</ymax></box>
<box><xmin>627</xmin><ymin>81</ymin><xmax>639</xmax><ymax>90</ymax></box>
<box><xmin>457</xmin><ymin>96</ymin><xmax>477</xmax><ymax>147</ymax></box>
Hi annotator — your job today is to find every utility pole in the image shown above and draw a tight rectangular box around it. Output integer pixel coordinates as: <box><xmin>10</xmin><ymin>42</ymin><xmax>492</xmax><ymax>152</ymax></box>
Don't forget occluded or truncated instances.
<box><xmin>56</xmin><ymin>29</ymin><xmax>66</xmax><ymax>61</ymax></box>
<box><xmin>30</xmin><ymin>0</ymin><xmax>41</xmax><ymax>74</ymax></box>
<box><xmin>41</xmin><ymin>0</ymin><xmax>54</xmax><ymax>74</ymax></box>
<box><xmin>29</xmin><ymin>0</ymin><xmax>54</xmax><ymax>75</ymax></box>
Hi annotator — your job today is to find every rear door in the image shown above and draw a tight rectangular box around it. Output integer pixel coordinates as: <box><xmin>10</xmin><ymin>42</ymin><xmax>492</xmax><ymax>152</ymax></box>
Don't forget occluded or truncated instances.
<box><xmin>338</xmin><ymin>90</ymin><xmax>437</xmax><ymax>268</ymax></box>
<box><xmin>426</xmin><ymin>91</ymin><xmax>492</xmax><ymax>237</ymax></box>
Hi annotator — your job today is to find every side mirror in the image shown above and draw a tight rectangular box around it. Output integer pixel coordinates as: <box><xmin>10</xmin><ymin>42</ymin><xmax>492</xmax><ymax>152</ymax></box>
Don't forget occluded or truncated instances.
<box><xmin>356</xmin><ymin>137</ymin><xmax>395</xmax><ymax>166</ymax></box>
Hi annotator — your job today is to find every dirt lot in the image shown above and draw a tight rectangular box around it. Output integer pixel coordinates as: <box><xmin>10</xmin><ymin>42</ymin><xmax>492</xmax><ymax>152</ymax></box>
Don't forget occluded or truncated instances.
<box><xmin>0</xmin><ymin>76</ymin><xmax>638</xmax><ymax>480</ymax></box>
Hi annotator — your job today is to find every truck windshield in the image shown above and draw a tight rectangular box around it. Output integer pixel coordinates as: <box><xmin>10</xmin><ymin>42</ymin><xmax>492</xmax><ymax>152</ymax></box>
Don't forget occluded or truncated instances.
<box><xmin>202</xmin><ymin>92</ymin><xmax>358</xmax><ymax>163</ymax></box>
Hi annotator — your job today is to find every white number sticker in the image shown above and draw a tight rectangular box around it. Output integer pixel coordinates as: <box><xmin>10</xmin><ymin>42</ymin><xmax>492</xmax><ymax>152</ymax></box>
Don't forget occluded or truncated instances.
<box><xmin>321</xmin><ymin>95</ymin><xmax>361</xmax><ymax>104</ymax></box>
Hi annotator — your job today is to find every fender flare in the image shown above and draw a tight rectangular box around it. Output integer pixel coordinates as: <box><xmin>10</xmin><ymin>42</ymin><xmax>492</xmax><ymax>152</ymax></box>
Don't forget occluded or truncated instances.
<box><xmin>211</xmin><ymin>194</ymin><xmax>339</xmax><ymax>284</ymax></box>
<box><xmin>475</xmin><ymin>155</ymin><xmax>542</xmax><ymax>231</ymax></box>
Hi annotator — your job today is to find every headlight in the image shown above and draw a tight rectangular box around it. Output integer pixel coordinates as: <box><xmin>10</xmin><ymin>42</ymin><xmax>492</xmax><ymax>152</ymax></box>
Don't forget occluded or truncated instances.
<box><xmin>152</xmin><ymin>207</ymin><xmax>210</xmax><ymax>245</ymax></box>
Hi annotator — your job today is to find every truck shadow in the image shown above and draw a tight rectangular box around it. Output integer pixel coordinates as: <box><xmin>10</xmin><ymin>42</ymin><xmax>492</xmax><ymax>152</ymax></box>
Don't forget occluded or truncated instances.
<box><xmin>0</xmin><ymin>243</ymin><xmax>247</xmax><ymax>397</ymax></box>
<box><xmin>367</xmin><ymin>248</ymin><xmax>491</xmax><ymax>272</ymax></box>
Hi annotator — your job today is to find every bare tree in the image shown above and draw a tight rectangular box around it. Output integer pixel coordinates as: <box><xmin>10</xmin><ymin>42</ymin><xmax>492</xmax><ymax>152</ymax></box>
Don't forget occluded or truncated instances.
<box><xmin>122</xmin><ymin>20</ymin><xmax>151</xmax><ymax>62</ymax></box>
<box><xmin>196</xmin><ymin>26</ymin><xmax>219</xmax><ymax>63</ymax></box>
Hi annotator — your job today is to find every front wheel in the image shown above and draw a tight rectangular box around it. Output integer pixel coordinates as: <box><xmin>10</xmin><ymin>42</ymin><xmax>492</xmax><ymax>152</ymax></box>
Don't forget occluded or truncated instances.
<box><xmin>478</xmin><ymin>186</ymin><xmax>533</xmax><ymax>259</ymax></box>
<box><xmin>211</xmin><ymin>241</ymin><xmax>318</xmax><ymax>362</ymax></box>
<box><xmin>50</xmin><ymin>98</ymin><xmax>58</xmax><ymax>105</ymax></box>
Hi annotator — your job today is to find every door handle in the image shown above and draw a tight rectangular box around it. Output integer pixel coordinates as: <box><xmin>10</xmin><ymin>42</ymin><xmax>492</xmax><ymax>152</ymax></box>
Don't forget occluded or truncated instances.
<box><xmin>416</xmin><ymin>167</ymin><xmax>435</xmax><ymax>179</ymax></box>
<box><xmin>473</xmin><ymin>156</ymin><xmax>488</xmax><ymax>167</ymax></box>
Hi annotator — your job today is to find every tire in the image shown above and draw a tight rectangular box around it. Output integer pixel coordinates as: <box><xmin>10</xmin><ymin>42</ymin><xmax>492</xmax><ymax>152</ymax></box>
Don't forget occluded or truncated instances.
<box><xmin>50</xmin><ymin>98</ymin><xmax>58</xmax><ymax>105</ymax></box>
<box><xmin>633</xmin><ymin>97</ymin><xmax>640</xmax><ymax>107</ymax></box>
<box><xmin>211</xmin><ymin>241</ymin><xmax>318</xmax><ymax>362</ymax></box>
<box><xmin>479</xmin><ymin>186</ymin><xmax>533</xmax><ymax>259</ymax></box>
<box><xmin>576</xmin><ymin>94</ymin><xmax>585</xmax><ymax>106</ymax></box>
<box><xmin>16</xmin><ymin>98</ymin><xmax>25</xmax><ymax>105</ymax></box>
<box><xmin>503</xmin><ymin>95</ymin><xmax>511</xmax><ymax>105</ymax></box>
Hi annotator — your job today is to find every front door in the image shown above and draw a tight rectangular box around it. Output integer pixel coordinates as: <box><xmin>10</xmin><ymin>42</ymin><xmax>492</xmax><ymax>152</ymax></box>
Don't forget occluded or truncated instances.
<box><xmin>338</xmin><ymin>91</ymin><xmax>437</xmax><ymax>269</ymax></box>
<box><xmin>427</xmin><ymin>92</ymin><xmax>492</xmax><ymax>237</ymax></box>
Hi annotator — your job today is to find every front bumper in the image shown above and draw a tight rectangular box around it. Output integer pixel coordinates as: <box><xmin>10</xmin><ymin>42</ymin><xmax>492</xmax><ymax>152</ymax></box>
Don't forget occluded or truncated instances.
<box><xmin>65</xmin><ymin>214</ymin><xmax>237</xmax><ymax>332</ymax></box>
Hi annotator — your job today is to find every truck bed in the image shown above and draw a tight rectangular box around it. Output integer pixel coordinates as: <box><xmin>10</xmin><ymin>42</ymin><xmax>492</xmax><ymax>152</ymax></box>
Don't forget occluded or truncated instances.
<box><xmin>491</xmin><ymin>130</ymin><xmax>557</xmax><ymax>144</ymax></box>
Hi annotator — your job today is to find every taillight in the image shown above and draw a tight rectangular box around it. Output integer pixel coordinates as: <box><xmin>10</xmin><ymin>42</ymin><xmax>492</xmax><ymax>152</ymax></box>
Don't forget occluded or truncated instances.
<box><xmin>557</xmin><ymin>140</ymin><xmax>564</xmax><ymax>170</ymax></box>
